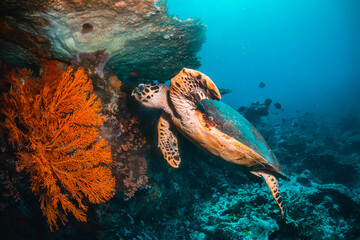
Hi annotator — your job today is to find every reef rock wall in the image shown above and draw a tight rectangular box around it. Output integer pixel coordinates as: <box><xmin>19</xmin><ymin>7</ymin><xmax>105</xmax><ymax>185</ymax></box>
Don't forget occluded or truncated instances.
<box><xmin>0</xmin><ymin>0</ymin><xmax>205</xmax><ymax>81</ymax></box>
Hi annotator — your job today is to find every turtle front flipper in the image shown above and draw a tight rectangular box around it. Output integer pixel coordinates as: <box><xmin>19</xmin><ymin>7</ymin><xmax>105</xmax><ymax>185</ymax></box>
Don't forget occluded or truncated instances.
<box><xmin>170</xmin><ymin>68</ymin><xmax>221</xmax><ymax>108</ymax></box>
<box><xmin>258</xmin><ymin>172</ymin><xmax>286</xmax><ymax>217</ymax></box>
<box><xmin>158</xmin><ymin>113</ymin><xmax>181</xmax><ymax>168</ymax></box>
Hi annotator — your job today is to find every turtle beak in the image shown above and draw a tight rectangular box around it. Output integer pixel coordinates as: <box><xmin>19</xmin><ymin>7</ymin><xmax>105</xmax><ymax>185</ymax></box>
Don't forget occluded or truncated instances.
<box><xmin>131</xmin><ymin>87</ymin><xmax>140</xmax><ymax>101</ymax></box>
<box><xmin>131</xmin><ymin>88</ymin><xmax>137</xmax><ymax>97</ymax></box>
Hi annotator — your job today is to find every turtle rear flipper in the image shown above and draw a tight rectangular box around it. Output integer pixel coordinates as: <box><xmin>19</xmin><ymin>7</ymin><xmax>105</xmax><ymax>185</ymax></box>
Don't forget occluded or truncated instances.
<box><xmin>158</xmin><ymin>113</ymin><xmax>181</xmax><ymax>168</ymax></box>
<box><xmin>258</xmin><ymin>172</ymin><xmax>286</xmax><ymax>217</ymax></box>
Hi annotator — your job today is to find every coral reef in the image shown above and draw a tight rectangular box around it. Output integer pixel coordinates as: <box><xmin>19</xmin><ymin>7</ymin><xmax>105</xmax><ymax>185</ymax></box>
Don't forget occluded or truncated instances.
<box><xmin>98</xmin><ymin>81</ymin><xmax>149</xmax><ymax>200</ymax></box>
<box><xmin>194</xmin><ymin>186</ymin><xmax>280</xmax><ymax>239</ymax></box>
<box><xmin>1</xmin><ymin>1</ymin><xmax>357</xmax><ymax>239</ymax></box>
<box><xmin>238</xmin><ymin>99</ymin><xmax>274</xmax><ymax>125</ymax></box>
<box><xmin>0</xmin><ymin>59</ymin><xmax>13</xmax><ymax>93</ymax></box>
<box><xmin>0</xmin><ymin>63</ymin><xmax>115</xmax><ymax>230</ymax></box>
<box><xmin>0</xmin><ymin>79</ymin><xmax>359</xmax><ymax>238</ymax></box>
<box><xmin>91</xmin><ymin>105</ymin><xmax>360</xmax><ymax>240</ymax></box>
<box><xmin>0</xmin><ymin>0</ymin><xmax>205</xmax><ymax>81</ymax></box>
<box><xmin>71</xmin><ymin>50</ymin><xmax>110</xmax><ymax>78</ymax></box>
<box><xmin>0</xmin><ymin>41</ymin><xmax>358</xmax><ymax>240</ymax></box>
<box><xmin>101</xmin><ymin>112</ymin><xmax>149</xmax><ymax>199</ymax></box>
<box><xmin>193</xmin><ymin>171</ymin><xmax>360</xmax><ymax>239</ymax></box>
<box><xmin>0</xmin><ymin>154</ymin><xmax>21</xmax><ymax>211</ymax></box>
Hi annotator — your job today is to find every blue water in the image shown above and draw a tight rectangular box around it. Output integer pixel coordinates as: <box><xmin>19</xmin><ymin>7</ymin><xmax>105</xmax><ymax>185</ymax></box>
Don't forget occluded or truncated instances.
<box><xmin>168</xmin><ymin>0</ymin><xmax>360</xmax><ymax>117</ymax></box>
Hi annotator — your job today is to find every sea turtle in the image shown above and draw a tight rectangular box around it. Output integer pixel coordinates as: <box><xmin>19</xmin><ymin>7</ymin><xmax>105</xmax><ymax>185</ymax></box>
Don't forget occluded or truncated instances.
<box><xmin>132</xmin><ymin>68</ymin><xmax>287</xmax><ymax>216</ymax></box>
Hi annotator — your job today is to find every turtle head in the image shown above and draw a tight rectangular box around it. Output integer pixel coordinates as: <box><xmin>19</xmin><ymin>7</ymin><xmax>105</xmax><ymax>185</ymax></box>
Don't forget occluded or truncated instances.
<box><xmin>132</xmin><ymin>83</ymin><xmax>171</xmax><ymax>111</ymax></box>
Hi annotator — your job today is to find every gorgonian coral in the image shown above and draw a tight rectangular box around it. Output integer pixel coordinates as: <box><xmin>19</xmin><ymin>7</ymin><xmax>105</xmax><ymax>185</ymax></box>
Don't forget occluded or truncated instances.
<box><xmin>0</xmin><ymin>62</ymin><xmax>115</xmax><ymax>230</ymax></box>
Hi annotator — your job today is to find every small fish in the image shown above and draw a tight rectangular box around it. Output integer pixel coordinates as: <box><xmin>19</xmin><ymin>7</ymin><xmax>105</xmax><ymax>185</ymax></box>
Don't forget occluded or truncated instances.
<box><xmin>218</xmin><ymin>88</ymin><xmax>232</xmax><ymax>95</ymax></box>
<box><xmin>259</xmin><ymin>82</ymin><xmax>266</xmax><ymax>88</ymax></box>
<box><xmin>238</xmin><ymin>106</ymin><xmax>246</xmax><ymax>112</ymax></box>
<box><xmin>274</xmin><ymin>103</ymin><xmax>282</xmax><ymax>109</ymax></box>
<box><xmin>129</xmin><ymin>70</ymin><xmax>140</xmax><ymax>77</ymax></box>
<box><xmin>264</xmin><ymin>98</ymin><xmax>272</xmax><ymax>106</ymax></box>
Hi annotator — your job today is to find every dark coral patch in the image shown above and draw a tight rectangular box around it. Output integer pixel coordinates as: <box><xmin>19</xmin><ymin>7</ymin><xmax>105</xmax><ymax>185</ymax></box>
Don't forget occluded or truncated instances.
<box><xmin>81</xmin><ymin>23</ymin><xmax>93</xmax><ymax>34</ymax></box>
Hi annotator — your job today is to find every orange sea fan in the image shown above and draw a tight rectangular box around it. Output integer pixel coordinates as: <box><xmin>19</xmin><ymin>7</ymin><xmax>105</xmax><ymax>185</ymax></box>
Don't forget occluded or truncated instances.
<box><xmin>1</xmin><ymin>65</ymin><xmax>115</xmax><ymax>230</ymax></box>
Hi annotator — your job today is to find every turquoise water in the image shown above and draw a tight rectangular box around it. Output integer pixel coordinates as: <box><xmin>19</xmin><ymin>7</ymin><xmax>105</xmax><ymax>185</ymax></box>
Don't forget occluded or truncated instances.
<box><xmin>168</xmin><ymin>0</ymin><xmax>360</xmax><ymax>116</ymax></box>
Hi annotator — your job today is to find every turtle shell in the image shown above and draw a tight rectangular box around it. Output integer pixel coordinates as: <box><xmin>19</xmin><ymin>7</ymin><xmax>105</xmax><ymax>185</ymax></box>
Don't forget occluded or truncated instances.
<box><xmin>197</xmin><ymin>99</ymin><xmax>286</xmax><ymax>177</ymax></box>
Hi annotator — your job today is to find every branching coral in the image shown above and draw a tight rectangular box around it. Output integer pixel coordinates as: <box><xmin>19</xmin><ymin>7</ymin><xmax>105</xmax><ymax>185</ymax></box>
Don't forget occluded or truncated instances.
<box><xmin>0</xmin><ymin>62</ymin><xmax>115</xmax><ymax>230</ymax></box>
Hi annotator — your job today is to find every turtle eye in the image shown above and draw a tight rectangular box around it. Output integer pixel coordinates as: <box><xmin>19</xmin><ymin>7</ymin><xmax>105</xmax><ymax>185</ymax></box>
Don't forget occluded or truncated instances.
<box><xmin>137</xmin><ymin>84</ymin><xmax>145</xmax><ymax>92</ymax></box>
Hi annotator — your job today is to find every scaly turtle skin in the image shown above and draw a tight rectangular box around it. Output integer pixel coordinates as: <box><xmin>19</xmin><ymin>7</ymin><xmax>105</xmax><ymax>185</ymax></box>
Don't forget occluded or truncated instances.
<box><xmin>132</xmin><ymin>68</ymin><xmax>287</xmax><ymax>216</ymax></box>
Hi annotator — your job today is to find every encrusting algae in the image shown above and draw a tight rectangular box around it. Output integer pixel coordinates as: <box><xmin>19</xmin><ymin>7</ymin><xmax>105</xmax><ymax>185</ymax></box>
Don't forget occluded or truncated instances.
<box><xmin>0</xmin><ymin>61</ymin><xmax>115</xmax><ymax>231</ymax></box>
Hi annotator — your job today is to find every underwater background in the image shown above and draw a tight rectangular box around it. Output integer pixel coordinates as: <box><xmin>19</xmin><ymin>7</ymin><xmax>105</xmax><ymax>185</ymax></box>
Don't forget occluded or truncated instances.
<box><xmin>0</xmin><ymin>0</ymin><xmax>360</xmax><ymax>239</ymax></box>
<box><xmin>168</xmin><ymin>0</ymin><xmax>360</xmax><ymax>116</ymax></box>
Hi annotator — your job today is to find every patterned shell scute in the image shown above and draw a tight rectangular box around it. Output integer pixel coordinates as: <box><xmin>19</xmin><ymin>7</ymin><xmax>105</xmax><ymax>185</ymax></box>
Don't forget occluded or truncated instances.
<box><xmin>197</xmin><ymin>99</ymin><xmax>285</xmax><ymax>176</ymax></box>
